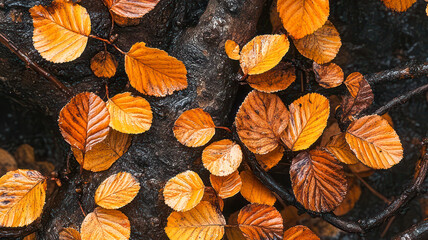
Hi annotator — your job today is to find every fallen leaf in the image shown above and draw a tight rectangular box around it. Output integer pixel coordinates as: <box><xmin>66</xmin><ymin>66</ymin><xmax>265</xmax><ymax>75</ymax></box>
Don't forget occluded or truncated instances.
<box><xmin>247</xmin><ymin>63</ymin><xmax>296</xmax><ymax>93</ymax></box>
<box><xmin>225</xmin><ymin>40</ymin><xmax>240</xmax><ymax>60</ymax></box>
<box><xmin>0</xmin><ymin>148</ymin><xmax>17</xmax><ymax>176</ymax></box>
<box><xmin>325</xmin><ymin>133</ymin><xmax>359</xmax><ymax>164</ymax></box>
<box><xmin>313</xmin><ymin>62</ymin><xmax>344</xmax><ymax>89</ymax></box>
<box><xmin>381</xmin><ymin>0</ymin><xmax>416</xmax><ymax>12</ymax></box>
<box><xmin>382</xmin><ymin>113</ymin><xmax>394</xmax><ymax>127</ymax></box>
<box><xmin>283</xmin><ymin>225</ymin><xmax>320</xmax><ymax>240</ymax></box>
<box><xmin>163</xmin><ymin>170</ymin><xmax>204</xmax><ymax>211</ymax></box>
<box><xmin>90</xmin><ymin>51</ymin><xmax>118</xmax><ymax>78</ymax></box>
<box><xmin>334</xmin><ymin>177</ymin><xmax>361</xmax><ymax>216</ymax></box>
<box><xmin>202</xmin><ymin>187</ymin><xmax>224</xmax><ymax>211</ymax></box>
<box><xmin>348</xmin><ymin>162</ymin><xmax>374</xmax><ymax>178</ymax></box>
<box><xmin>341</xmin><ymin>77</ymin><xmax>374</xmax><ymax>120</ymax></box>
<box><xmin>319</xmin><ymin>122</ymin><xmax>341</xmax><ymax>147</ymax></box>
<box><xmin>95</xmin><ymin>172</ymin><xmax>140</xmax><ymax>209</ymax></box>
<box><xmin>226</xmin><ymin>211</ymin><xmax>246</xmax><ymax>240</ymax></box>
<box><xmin>240</xmin><ymin>170</ymin><xmax>276</xmax><ymax>206</ymax></box>
<box><xmin>81</xmin><ymin>207</ymin><xmax>130</xmax><ymax>240</ymax></box>
<box><xmin>173</xmin><ymin>108</ymin><xmax>215</xmax><ymax>147</ymax></box>
<box><xmin>210</xmin><ymin>171</ymin><xmax>242</xmax><ymax>199</ymax></box>
<box><xmin>103</xmin><ymin>0</ymin><xmax>159</xmax><ymax>18</ymax></box>
<box><xmin>344</xmin><ymin>72</ymin><xmax>364</xmax><ymax>98</ymax></box>
<box><xmin>202</xmin><ymin>139</ymin><xmax>242</xmax><ymax>176</ymax></box>
<box><xmin>255</xmin><ymin>146</ymin><xmax>284</xmax><ymax>171</ymax></box>
<box><xmin>110</xmin><ymin>11</ymin><xmax>140</xmax><ymax>26</ymax></box>
<box><xmin>59</xmin><ymin>228</ymin><xmax>81</xmax><ymax>240</ymax></box>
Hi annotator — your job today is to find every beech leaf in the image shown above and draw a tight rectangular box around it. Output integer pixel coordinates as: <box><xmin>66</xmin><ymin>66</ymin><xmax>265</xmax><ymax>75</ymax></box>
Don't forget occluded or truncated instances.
<box><xmin>102</xmin><ymin>0</ymin><xmax>160</xmax><ymax>18</ymax></box>
<box><xmin>325</xmin><ymin>133</ymin><xmax>359</xmax><ymax>165</ymax></box>
<box><xmin>95</xmin><ymin>172</ymin><xmax>140</xmax><ymax>209</ymax></box>
<box><xmin>313</xmin><ymin>62</ymin><xmax>344</xmax><ymax>89</ymax></box>
<box><xmin>382</xmin><ymin>0</ymin><xmax>416</xmax><ymax>12</ymax></box>
<box><xmin>210</xmin><ymin>171</ymin><xmax>242</xmax><ymax>199</ymax></box>
<box><xmin>173</xmin><ymin>108</ymin><xmax>215</xmax><ymax>147</ymax></box>
<box><xmin>91</xmin><ymin>51</ymin><xmax>118</xmax><ymax>78</ymax></box>
<box><xmin>81</xmin><ymin>207</ymin><xmax>130</xmax><ymax>240</ymax></box>
<box><xmin>225</xmin><ymin>40</ymin><xmax>241</xmax><ymax>60</ymax></box>
<box><xmin>255</xmin><ymin>146</ymin><xmax>284</xmax><ymax>171</ymax></box>
<box><xmin>202</xmin><ymin>139</ymin><xmax>242</xmax><ymax>176</ymax></box>
<box><xmin>240</xmin><ymin>170</ymin><xmax>276</xmax><ymax>206</ymax></box>
<box><xmin>283</xmin><ymin>225</ymin><xmax>320</xmax><ymax>240</ymax></box>
<box><xmin>59</xmin><ymin>228</ymin><xmax>81</xmax><ymax>240</ymax></box>
<box><xmin>247</xmin><ymin>63</ymin><xmax>296</xmax><ymax>93</ymax></box>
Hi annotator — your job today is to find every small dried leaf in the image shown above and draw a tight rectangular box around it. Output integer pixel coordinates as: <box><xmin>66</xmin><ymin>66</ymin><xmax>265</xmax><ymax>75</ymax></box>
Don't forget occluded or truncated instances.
<box><xmin>225</xmin><ymin>40</ymin><xmax>240</xmax><ymax>60</ymax></box>
<box><xmin>173</xmin><ymin>108</ymin><xmax>215</xmax><ymax>147</ymax></box>
<box><xmin>344</xmin><ymin>72</ymin><xmax>364</xmax><ymax>98</ymax></box>
<box><xmin>103</xmin><ymin>0</ymin><xmax>159</xmax><ymax>18</ymax></box>
<box><xmin>334</xmin><ymin>177</ymin><xmax>361</xmax><ymax>216</ymax></box>
<box><xmin>125</xmin><ymin>42</ymin><xmax>187</xmax><ymax>97</ymax></box>
<box><xmin>226</xmin><ymin>211</ymin><xmax>246</xmax><ymax>240</ymax></box>
<box><xmin>382</xmin><ymin>0</ymin><xmax>416</xmax><ymax>12</ymax></box>
<box><xmin>320</xmin><ymin>122</ymin><xmax>341</xmax><ymax>147</ymax></box>
<box><xmin>283</xmin><ymin>225</ymin><xmax>320</xmax><ymax>240</ymax></box>
<box><xmin>81</xmin><ymin>207</ymin><xmax>130</xmax><ymax>240</ymax></box>
<box><xmin>202</xmin><ymin>187</ymin><xmax>224</xmax><ymax>211</ymax></box>
<box><xmin>313</xmin><ymin>62</ymin><xmax>344</xmax><ymax>89</ymax></box>
<box><xmin>281</xmin><ymin>93</ymin><xmax>330</xmax><ymax>151</ymax></box>
<box><xmin>90</xmin><ymin>51</ymin><xmax>118</xmax><ymax>78</ymax></box>
<box><xmin>0</xmin><ymin>170</ymin><xmax>46</xmax><ymax>227</ymax></box>
<box><xmin>247</xmin><ymin>64</ymin><xmax>296</xmax><ymax>93</ymax></box>
<box><xmin>95</xmin><ymin>172</ymin><xmax>140</xmax><ymax>209</ymax></box>
<box><xmin>236</xmin><ymin>90</ymin><xmax>289</xmax><ymax>154</ymax></box>
<box><xmin>290</xmin><ymin>150</ymin><xmax>347</xmax><ymax>212</ymax></box>
<box><xmin>325</xmin><ymin>133</ymin><xmax>359</xmax><ymax>164</ymax></box>
<box><xmin>346</xmin><ymin>115</ymin><xmax>403</xmax><ymax>169</ymax></box>
<box><xmin>163</xmin><ymin>170</ymin><xmax>204</xmax><ymax>211</ymax></box>
<box><xmin>341</xmin><ymin>77</ymin><xmax>374</xmax><ymax>120</ymax></box>
<box><xmin>240</xmin><ymin>170</ymin><xmax>276</xmax><ymax>206</ymax></box>
<box><xmin>294</xmin><ymin>21</ymin><xmax>341</xmax><ymax>64</ymax></box>
<box><xmin>59</xmin><ymin>92</ymin><xmax>110</xmax><ymax>153</ymax></box>
<box><xmin>277</xmin><ymin>0</ymin><xmax>329</xmax><ymax>39</ymax></box>
<box><xmin>237</xmin><ymin>203</ymin><xmax>283</xmax><ymax>240</ymax></box>
<box><xmin>202</xmin><ymin>140</ymin><xmax>242</xmax><ymax>176</ymax></box>
<box><xmin>30</xmin><ymin>0</ymin><xmax>91</xmax><ymax>63</ymax></box>
<box><xmin>59</xmin><ymin>228</ymin><xmax>81</xmax><ymax>240</ymax></box>
<box><xmin>210</xmin><ymin>171</ymin><xmax>242</xmax><ymax>199</ymax></box>
<box><xmin>107</xmin><ymin>92</ymin><xmax>153</xmax><ymax>134</ymax></box>
<box><xmin>165</xmin><ymin>201</ymin><xmax>226</xmax><ymax>240</ymax></box>
<box><xmin>240</xmin><ymin>34</ymin><xmax>290</xmax><ymax>75</ymax></box>
<box><xmin>255</xmin><ymin>146</ymin><xmax>284</xmax><ymax>171</ymax></box>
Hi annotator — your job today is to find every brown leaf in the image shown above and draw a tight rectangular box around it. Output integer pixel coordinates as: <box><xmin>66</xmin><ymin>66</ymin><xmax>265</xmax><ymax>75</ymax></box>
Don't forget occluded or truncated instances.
<box><xmin>240</xmin><ymin>170</ymin><xmax>276</xmax><ymax>206</ymax></box>
<box><xmin>95</xmin><ymin>172</ymin><xmax>140</xmax><ymax>209</ymax></box>
<box><xmin>334</xmin><ymin>177</ymin><xmax>361</xmax><ymax>216</ymax></box>
<box><xmin>202</xmin><ymin>139</ymin><xmax>242</xmax><ymax>176</ymax></box>
<box><xmin>81</xmin><ymin>207</ymin><xmax>130</xmax><ymax>240</ymax></box>
<box><xmin>202</xmin><ymin>187</ymin><xmax>224</xmax><ymax>211</ymax></box>
<box><xmin>344</xmin><ymin>72</ymin><xmax>364</xmax><ymax>98</ymax></box>
<box><xmin>235</xmin><ymin>90</ymin><xmax>289</xmax><ymax>154</ymax></box>
<box><xmin>247</xmin><ymin>64</ymin><xmax>296</xmax><ymax>93</ymax></box>
<box><xmin>319</xmin><ymin>122</ymin><xmax>341</xmax><ymax>147</ymax></box>
<box><xmin>90</xmin><ymin>51</ymin><xmax>118</xmax><ymax>78</ymax></box>
<box><xmin>225</xmin><ymin>211</ymin><xmax>246</xmax><ymax>240</ymax></box>
<box><xmin>103</xmin><ymin>0</ymin><xmax>159</xmax><ymax>18</ymax></box>
<box><xmin>59</xmin><ymin>228</ymin><xmax>81</xmax><ymax>240</ymax></box>
<box><xmin>283</xmin><ymin>225</ymin><xmax>320</xmax><ymax>240</ymax></box>
<box><xmin>210</xmin><ymin>171</ymin><xmax>242</xmax><ymax>199</ymax></box>
<box><xmin>290</xmin><ymin>150</ymin><xmax>347</xmax><ymax>212</ymax></box>
<box><xmin>255</xmin><ymin>146</ymin><xmax>284</xmax><ymax>171</ymax></box>
<box><xmin>225</xmin><ymin>40</ymin><xmax>240</xmax><ymax>60</ymax></box>
<box><xmin>381</xmin><ymin>0</ymin><xmax>416</xmax><ymax>12</ymax></box>
<box><xmin>0</xmin><ymin>148</ymin><xmax>17</xmax><ymax>176</ymax></box>
<box><xmin>348</xmin><ymin>162</ymin><xmax>374</xmax><ymax>178</ymax></box>
<box><xmin>325</xmin><ymin>133</ymin><xmax>359</xmax><ymax>164</ymax></box>
<box><xmin>173</xmin><ymin>108</ymin><xmax>215</xmax><ymax>147</ymax></box>
<box><xmin>313</xmin><ymin>62</ymin><xmax>344</xmax><ymax>89</ymax></box>
<box><xmin>341</xmin><ymin>77</ymin><xmax>374</xmax><ymax>120</ymax></box>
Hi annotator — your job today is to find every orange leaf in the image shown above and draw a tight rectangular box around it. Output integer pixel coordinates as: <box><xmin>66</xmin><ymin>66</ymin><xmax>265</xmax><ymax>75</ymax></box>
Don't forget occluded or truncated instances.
<box><xmin>202</xmin><ymin>139</ymin><xmax>242</xmax><ymax>176</ymax></box>
<box><xmin>341</xmin><ymin>77</ymin><xmax>374</xmax><ymax>120</ymax></box>
<box><xmin>202</xmin><ymin>187</ymin><xmax>224</xmax><ymax>211</ymax></box>
<box><xmin>165</xmin><ymin>201</ymin><xmax>226</xmax><ymax>240</ymax></box>
<box><xmin>95</xmin><ymin>172</ymin><xmax>140</xmax><ymax>209</ymax></box>
<box><xmin>163</xmin><ymin>170</ymin><xmax>205</xmax><ymax>211</ymax></box>
<box><xmin>30</xmin><ymin>0</ymin><xmax>91</xmax><ymax>63</ymax></box>
<box><xmin>225</xmin><ymin>40</ymin><xmax>241</xmax><ymax>60</ymax></box>
<box><xmin>283</xmin><ymin>225</ymin><xmax>320</xmax><ymax>240</ymax></box>
<box><xmin>240</xmin><ymin>34</ymin><xmax>289</xmax><ymax>75</ymax></box>
<box><xmin>90</xmin><ymin>51</ymin><xmax>118</xmax><ymax>78</ymax></box>
<box><xmin>345</xmin><ymin>115</ymin><xmax>403</xmax><ymax>169</ymax></box>
<box><xmin>240</xmin><ymin>170</ymin><xmax>276</xmax><ymax>206</ymax></box>
<box><xmin>235</xmin><ymin>90</ymin><xmax>289</xmax><ymax>154</ymax></box>
<box><xmin>210</xmin><ymin>171</ymin><xmax>242</xmax><ymax>199</ymax></box>
<box><xmin>344</xmin><ymin>72</ymin><xmax>364</xmax><ymax>98</ymax></box>
<box><xmin>334</xmin><ymin>177</ymin><xmax>361</xmax><ymax>216</ymax></box>
<box><xmin>81</xmin><ymin>207</ymin><xmax>130</xmax><ymax>240</ymax></box>
<box><xmin>107</xmin><ymin>92</ymin><xmax>153</xmax><ymax>134</ymax></box>
<box><xmin>247</xmin><ymin>64</ymin><xmax>296</xmax><ymax>93</ymax></box>
<box><xmin>281</xmin><ymin>93</ymin><xmax>329</xmax><ymax>151</ymax></box>
<box><xmin>290</xmin><ymin>150</ymin><xmax>347</xmax><ymax>212</ymax></box>
<box><xmin>173</xmin><ymin>108</ymin><xmax>215</xmax><ymax>147</ymax></box>
<box><xmin>325</xmin><ymin>133</ymin><xmax>359</xmax><ymax>164</ymax></box>
<box><xmin>382</xmin><ymin>113</ymin><xmax>394</xmax><ymax>127</ymax></box>
<box><xmin>382</xmin><ymin>0</ymin><xmax>416</xmax><ymax>12</ymax></box>
<box><xmin>313</xmin><ymin>62</ymin><xmax>344</xmax><ymax>89</ymax></box>
<box><xmin>59</xmin><ymin>228</ymin><xmax>81</xmax><ymax>240</ymax></box>
<box><xmin>125</xmin><ymin>42</ymin><xmax>187</xmax><ymax>97</ymax></box>
<box><xmin>294</xmin><ymin>21</ymin><xmax>341</xmax><ymax>64</ymax></box>
<box><xmin>103</xmin><ymin>0</ymin><xmax>159</xmax><ymax>18</ymax></box>
<box><xmin>225</xmin><ymin>211</ymin><xmax>246</xmax><ymax>240</ymax></box>
<box><xmin>277</xmin><ymin>0</ymin><xmax>329</xmax><ymax>39</ymax></box>
<box><xmin>0</xmin><ymin>170</ymin><xmax>46</xmax><ymax>227</ymax></box>
<box><xmin>319</xmin><ymin>122</ymin><xmax>341</xmax><ymax>147</ymax></box>
<box><xmin>237</xmin><ymin>203</ymin><xmax>283</xmax><ymax>240</ymax></box>
<box><xmin>255</xmin><ymin>146</ymin><xmax>284</xmax><ymax>171</ymax></box>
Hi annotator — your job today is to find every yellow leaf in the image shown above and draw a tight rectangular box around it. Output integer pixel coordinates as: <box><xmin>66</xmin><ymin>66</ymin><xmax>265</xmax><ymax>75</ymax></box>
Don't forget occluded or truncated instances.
<box><xmin>255</xmin><ymin>146</ymin><xmax>284</xmax><ymax>171</ymax></box>
<box><xmin>382</xmin><ymin>0</ymin><xmax>416</xmax><ymax>12</ymax></box>
<box><xmin>313</xmin><ymin>62</ymin><xmax>344</xmax><ymax>89</ymax></box>
<box><xmin>277</xmin><ymin>0</ymin><xmax>329</xmax><ymax>39</ymax></box>
<box><xmin>163</xmin><ymin>170</ymin><xmax>205</xmax><ymax>211</ymax></box>
<box><xmin>344</xmin><ymin>72</ymin><xmax>364</xmax><ymax>98</ymax></box>
<box><xmin>165</xmin><ymin>201</ymin><xmax>226</xmax><ymax>240</ymax></box>
<box><xmin>240</xmin><ymin>170</ymin><xmax>276</xmax><ymax>206</ymax></box>
<box><xmin>345</xmin><ymin>115</ymin><xmax>403</xmax><ymax>169</ymax></box>
<box><xmin>281</xmin><ymin>93</ymin><xmax>330</xmax><ymax>151</ymax></box>
<box><xmin>247</xmin><ymin>64</ymin><xmax>296</xmax><ymax>93</ymax></box>
<box><xmin>95</xmin><ymin>172</ymin><xmax>140</xmax><ymax>209</ymax></box>
<box><xmin>325</xmin><ymin>133</ymin><xmax>359</xmax><ymax>164</ymax></box>
<box><xmin>0</xmin><ymin>169</ymin><xmax>46</xmax><ymax>227</ymax></box>
<box><xmin>294</xmin><ymin>21</ymin><xmax>341</xmax><ymax>64</ymax></box>
<box><xmin>107</xmin><ymin>92</ymin><xmax>153</xmax><ymax>134</ymax></box>
<box><xmin>202</xmin><ymin>140</ymin><xmax>242</xmax><ymax>176</ymax></box>
<box><xmin>240</xmin><ymin>34</ymin><xmax>289</xmax><ymax>75</ymax></box>
<box><xmin>59</xmin><ymin>228</ymin><xmax>81</xmax><ymax>240</ymax></box>
<box><xmin>125</xmin><ymin>42</ymin><xmax>187</xmax><ymax>97</ymax></box>
<box><xmin>30</xmin><ymin>0</ymin><xmax>91</xmax><ymax>63</ymax></box>
<box><xmin>102</xmin><ymin>0</ymin><xmax>159</xmax><ymax>18</ymax></box>
<box><xmin>90</xmin><ymin>51</ymin><xmax>118</xmax><ymax>78</ymax></box>
<box><xmin>225</xmin><ymin>40</ymin><xmax>240</xmax><ymax>60</ymax></box>
<box><xmin>81</xmin><ymin>207</ymin><xmax>130</xmax><ymax>240</ymax></box>
<box><xmin>210</xmin><ymin>171</ymin><xmax>242</xmax><ymax>199</ymax></box>
<box><xmin>173</xmin><ymin>108</ymin><xmax>215</xmax><ymax>147</ymax></box>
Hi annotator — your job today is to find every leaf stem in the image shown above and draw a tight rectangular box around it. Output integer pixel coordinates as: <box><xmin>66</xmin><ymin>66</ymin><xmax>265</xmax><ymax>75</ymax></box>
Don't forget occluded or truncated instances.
<box><xmin>88</xmin><ymin>34</ymin><xmax>126</xmax><ymax>55</ymax></box>
<box><xmin>215</xmin><ymin>126</ymin><xmax>232</xmax><ymax>133</ymax></box>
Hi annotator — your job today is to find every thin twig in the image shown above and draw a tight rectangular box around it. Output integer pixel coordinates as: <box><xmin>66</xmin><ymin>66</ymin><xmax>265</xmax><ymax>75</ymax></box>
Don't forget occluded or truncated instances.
<box><xmin>366</xmin><ymin>62</ymin><xmax>428</xmax><ymax>85</ymax></box>
<box><xmin>381</xmin><ymin>216</ymin><xmax>395</xmax><ymax>238</ymax></box>
<box><xmin>353</xmin><ymin>172</ymin><xmax>391</xmax><ymax>204</ymax></box>
<box><xmin>392</xmin><ymin>219</ymin><xmax>428</xmax><ymax>240</ymax></box>
<box><xmin>88</xmin><ymin>35</ymin><xmax>126</xmax><ymax>54</ymax></box>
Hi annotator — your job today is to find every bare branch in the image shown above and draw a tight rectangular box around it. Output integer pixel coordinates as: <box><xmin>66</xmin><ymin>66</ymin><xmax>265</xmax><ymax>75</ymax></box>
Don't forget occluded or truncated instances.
<box><xmin>366</xmin><ymin>62</ymin><xmax>428</xmax><ymax>85</ymax></box>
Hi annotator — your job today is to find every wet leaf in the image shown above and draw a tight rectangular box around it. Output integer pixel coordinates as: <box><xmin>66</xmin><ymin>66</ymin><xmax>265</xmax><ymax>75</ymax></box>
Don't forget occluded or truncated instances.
<box><xmin>341</xmin><ymin>77</ymin><xmax>374</xmax><ymax>120</ymax></box>
<box><xmin>90</xmin><ymin>51</ymin><xmax>118</xmax><ymax>78</ymax></box>
<box><xmin>163</xmin><ymin>170</ymin><xmax>204</xmax><ymax>211</ymax></box>
<box><xmin>255</xmin><ymin>146</ymin><xmax>284</xmax><ymax>171</ymax></box>
<box><xmin>202</xmin><ymin>187</ymin><xmax>224</xmax><ymax>211</ymax></box>
<box><xmin>334</xmin><ymin>177</ymin><xmax>361</xmax><ymax>216</ymax></box>
<box><xmin>240</xmin><ymin>170</ymin><xmax>276</xmax><ymax>206</ymax></box>
<box><xmin>290</xmin><ymin>150</ymin><xmax>347</xmax><ymax>212</ymax></box>
<box><xmin>202</xmin><ymin>139</ymin><xmax>242</xmax><ymax>176</ymax></box>
<box><xmin>344</xmin><ymin>72</ymin><xmax>364</xmax><ymax>98</ymax></box>
<box><xmin>95</xmin><ymin>172</ymin><xmax>140</xmax><ymax>209</ymax></box>
<box><xmin>0</xmin><ymin>170</ymin><xmax>46</xmax><ymax>227</ymax></box>
<box><xmin>225</xmin><ymin>211</ymin><xmax>246</xmax><ymax>240</ymax></box>
<box><xmin>313</xmin><ymin>62</ymin><xmax>344</xmax><ymax>89</ymax></box>
<box><xmin>30</xmin><ymin>0</ymin><xmax>91</xmax><ymax>63</ymax></box>
<box><xmin>59</xmin><ymin>228</ymin><xmax>81</xmax><ymax>240</ymax></box>
<box><xmin>225</xmin><ymin>40</ymin><xmax>240</xmax><ymax>60</ymax></box>
<box><xmin>346</xmin><ymin>115</ymin><xmax>403</xmax><ymax>169</ymax></box>
<box><xmin>103</xmin><ymin>0</ymin><xmax>159</xmax><ymax>18</ymax></box>
<box><xmin>247</xmin><ymin>64</ymin><xmax>296</xmax><ymax>93</ymax></box>
<box><xmin>235</xmin><ymin>90</ymin><xmax>289</xmax><ymax>154</ymax></box>
<box><xmin>173</xmin><ymin>108</ymin><xmax>215</xmax><ymax>147</ymax></box>
<box><xmin>382</xmin><ymin>0</ymin><xmax>416</xmax><ymax>12</ymax></box>
<box><xmin>125</xmin><ymin>42</ymin><xmax>187</xmax><ymax>96</ymax></box>
<box><xmin>210</xmin><ymin>171</ymin><xmax>242</xmax><ymax>199</ymax></box>
<box><xmin>382</xmin><ymin>113</ymin><xmax>394</xmax><ymax>127</ymax></box>
<box><xmin>81</xmin><ymin>207</ymin><xmax>130</xmax><ymax>240</ymax></box>
<box><xmin>325</xmin><ymin>133</ymin><xmax>359</xmax><ymax>164</ymax></box>
<box><xmin>107</xmin><ymin>92</ymin><xmax>153</xmax><ymax>134</ymax></box>
<box><xmin>283</xmin><ymin>225</ymin><xmax>320</xmax><ymax>240</ymax></box>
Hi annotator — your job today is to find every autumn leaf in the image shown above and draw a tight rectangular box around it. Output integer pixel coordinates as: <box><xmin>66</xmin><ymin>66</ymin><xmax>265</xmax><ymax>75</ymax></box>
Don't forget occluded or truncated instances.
<box><xmin>107</xmin><ymin>92</ymin><xmax>153</xmax><ymax>134</ymax></box>
<box><xmin>325</xmin><ymin>133</ymin><xmax>359</xmax><ymax>164</ymax></box>
<box><xmin>81</xmin><ymin>207</ymin><xmax>130</xmax><ymax>240</ymax></box>
<box><xmin>240</xmin><ymin>34</ymin><xmax>290</xmax><ymax>75</ymax></box>
<box><xmin>225</xmin><ymin>40</ymin><xmax>240</xmax><ymax>60</ymax></box>
<box><xmin>0</xmin><ymin>170</ymin><xmax>46</xmax><ymax>227</ymax></box>
<box><xmin>173</xmin><ymin>108</ymin><xmax>215</xmax><ymax>147</ymax></box>
<box><xmin>382</xmin><ymin>0</ymin><xmax>416</xmax><ymax>12</ymax></box>
<box><xmin>319</xmin><ymin>122</ymin><xmax>341</xmax><ymax>147</ymax></box>
<box><xmin>240</xmin><ymin>170</ymin><xmax>276</xmax><ymax>206</ymax></box>
<box><xmin>125</xmin><ymin>42</ymin><xmax>187</xmax><ymax>97</ymax></box>
<box><xmin>30</xmin><ymin>0</ymin><xmax>91</xmax><ymax>63</ymax></box>
<box><xmin>341</xmin><ymin>77</ymin><xmax>374</xmax><ymax>120</ymax></box>
<box><xmin>277</xmin><ymin>0</ymin><xmax>329</xmax><ymax>39</ymax></box>
<box><xmin>247</xmin><ymin>63</ymin><xmax>296</xmax><ymax>93</ymax></box>
<box><xmin>210</xmin><ymin>171</ymin><xmax>242</xmax><ymax>199</ymax></box>
<box><xmin>281</xmin><ymin>93</ymin><xmax>330</xmax><ymax>151</ymax></box>
<box><xmin>225</xmin><ymin>211</ymin><xmax>246</xmax><ymax>240</ymax></box>
<box><xmin>290</xmin><ymin>150</ymin><xmax>347</xmax><ymax>212</ymax></box>
<box><xmin>163</xmin><ymin>170</ymin><xmax>205</xmax><ymax>212</ymax></box>
<box><xmin>95</xmin><ymin>172</ymin><xmax>140</xmax><ymax>209</ymax></box>
<box><xmin>344</xmin><ymin>72</ymin><xmax>364</xmax><ymax>98</ymax></box>
<box><xmin>72</xmin><ymin>129</ymin><xmax>131</xmax><ymax>172</ymax></box>
<box><xmin>59</xmin><ymin>228</ymin><xmax>81</xmax><ymax>240</ymax></box>
<box><xmin>237</xmin><ymin>203</ymin><xmax>283</xmax><ymax>240</ymax></box>
<box><xmin>235</xmin><ymin>90</ymin><xmax>289</xmax><ymax>154</ymax></box>
<box><xmin>202</xmin><ymin>139</ymin><xmax>242</xmax><ymax>176</ymax></box>
<box><xmin>103</xmin><ymin>0</ymin><xmax>160</xmax><ymax>18</ymax></box>
<box><xmin>313</xmin><ymin>62</ymin><xmax>344</xmax><ymax>89</ymax></box>
<box><xmin>348</xmin><ymin>162</ymin><xmax>375</xmax><ymax>178</ymax></box>
<box><xmin>382</xmin><ymin>113</ymin><xmax>394</xmax><ymax>127</ymax></box>
<box><xmin>59</xmin><ymin>92</ymin><xmax>110</xmax><ymax>153</ymax></box>
<box><xmin>255</xmin><ymin>146</ymin><xmax>284</xmax><ymax>171</ymax></box>
<box><xmin>294</xmin><ymin>21</ymin><xmax>341</xmax><ymax>64</ymax></box>
<box><xmin>283</xmin><ymin>225</ymin><xmax>320</xmax><ymax>240</ymax></box>
<box><xmin>90</xmin><ymin>51</ymin><xmax>118</xmax><ymax>78</ymax></box>
<box><xmin>346</xmin><ymin>115</ymin><xmax>403</xmax><ymax>169</ymax></box>
<box><xmin>165</xmin><ymin>201</ymin><xmax>226</xmax><ymax>240</ymax></box>
<box><xmin>202</xmin><ymin>187</ymin><xmax>224</xmax><ymax>211</ymax></box>
<box><xmin>334</xmin><ymin>177</ymin><xmax>361</xmax><ymax>216</ymax></box>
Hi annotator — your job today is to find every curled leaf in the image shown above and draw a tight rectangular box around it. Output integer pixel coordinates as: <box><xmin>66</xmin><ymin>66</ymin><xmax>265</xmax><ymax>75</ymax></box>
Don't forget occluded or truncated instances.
<box><xmin>95</xmin><ymin>172</ymin><xmax>140</xmax><ymax>209</ymax></box>
<box><xmin>247</xmin><ymin>64</ymin><xmax>296</xmax><ymax>93</ymax></box>
<box><xmin>173</xmin><ymin>108</ymin><xmax>215</xmax><ymax>147</ymax></box>
<box><xmin>202</xmin><ymin>139</ymin><xmax>242</xmax><ymax>176</ymax></box>
<box><xmin>240</xmin><ymin>170</ymin><xmax>276</xmax><ymax>206</ymax></box>
<box><xmin>90</xmin><ymin>51</ymin><xmax>118</xmax><ymax>78</ymax></box>
<box><xmin>313</xmin><ymin>62</ymin><xmax>344</xmax><ymax>89</ymax></box>
<box><xmin>210</xmin><ymin>171</ymin><xmax>242</xmax><ymax>199</ymax></box>
<box><xmin>225</xmin><ymin>40</ymin><xmax>240</xmax><ymax>60</ymax></box>
<box><xmin>81</xmin><ymin>207</ymin><xmax>130</xmax><ymax>240</ymax></box>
